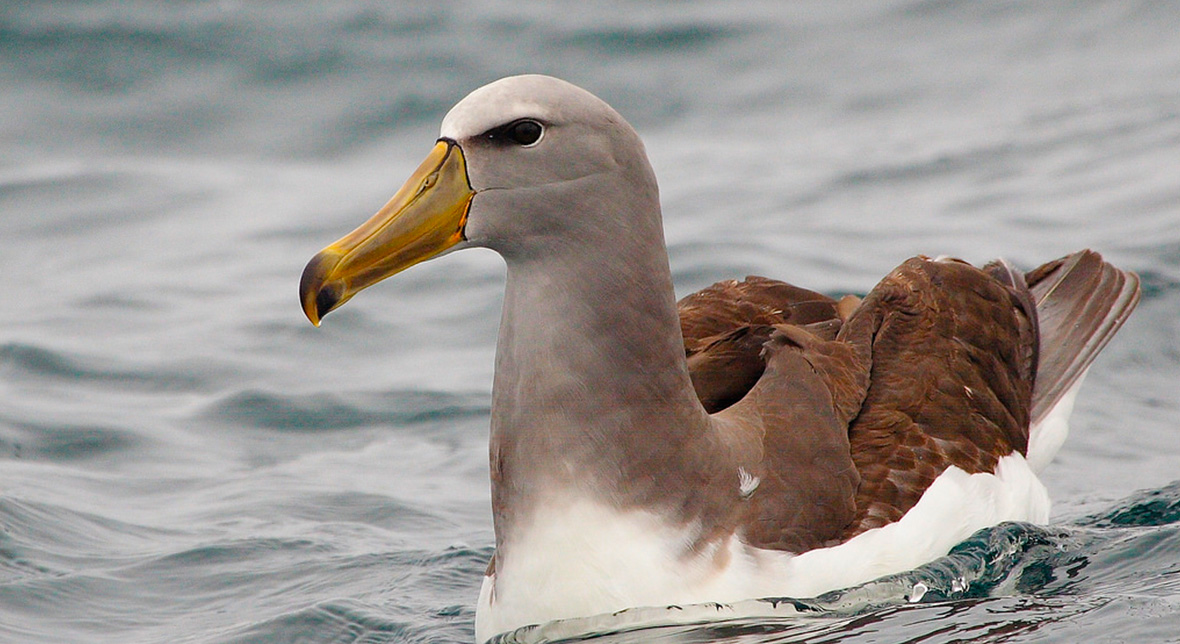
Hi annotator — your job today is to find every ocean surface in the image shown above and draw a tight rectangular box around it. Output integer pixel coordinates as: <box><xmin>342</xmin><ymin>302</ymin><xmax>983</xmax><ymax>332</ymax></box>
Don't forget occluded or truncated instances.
<box><xmin>2</xmin><ymin>1</ymin><xmax>1179</xmax><ymax>642</ymax></box>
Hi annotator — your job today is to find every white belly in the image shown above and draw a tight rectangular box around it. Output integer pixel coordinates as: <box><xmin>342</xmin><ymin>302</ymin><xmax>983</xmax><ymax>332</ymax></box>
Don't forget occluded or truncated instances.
<box><xmin>474</xmin><ymin>452</ymin><xmax>1050</xmax><ymax>643</ymax></box>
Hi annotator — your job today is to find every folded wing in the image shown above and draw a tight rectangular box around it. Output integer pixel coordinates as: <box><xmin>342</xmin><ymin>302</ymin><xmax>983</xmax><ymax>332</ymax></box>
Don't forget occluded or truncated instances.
<box><xmin>677</xmin><ymin>250</ymin><xmax>1139</xmax><ymax>552</ymax></box>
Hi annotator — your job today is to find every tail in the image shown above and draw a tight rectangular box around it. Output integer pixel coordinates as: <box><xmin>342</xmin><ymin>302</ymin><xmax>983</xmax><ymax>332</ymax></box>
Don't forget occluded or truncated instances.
<box><xmin>1023</xmin><ymin>250</ymin><xmax>1140</xmax><ymax>471</ymax></box>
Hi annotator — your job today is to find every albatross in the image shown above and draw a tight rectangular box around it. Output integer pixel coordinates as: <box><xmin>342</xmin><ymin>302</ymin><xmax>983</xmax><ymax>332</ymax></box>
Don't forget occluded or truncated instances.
<box><xmin>299</xmin><ymin>74</ymin><xmax>1140</xmax><ymax>642</ymax></box>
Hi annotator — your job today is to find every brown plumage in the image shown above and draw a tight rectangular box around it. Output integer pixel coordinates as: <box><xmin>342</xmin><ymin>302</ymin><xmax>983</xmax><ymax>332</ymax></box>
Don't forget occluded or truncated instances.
<box><xmin>680</xmin><ymin>277</ymin><xmax>843</xmax><ymax>413</ymax></box>
<box><xmin>678</xmin><ymin>250</ymin><xmax>1139</xmax><ymax>550</ymax></box>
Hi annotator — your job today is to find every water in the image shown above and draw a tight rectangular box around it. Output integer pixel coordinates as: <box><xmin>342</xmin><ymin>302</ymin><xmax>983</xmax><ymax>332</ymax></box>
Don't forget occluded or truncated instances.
<box><xmin>2</xmin><ymin>1</ymin><xmax>1179</xmax><ymax>642</ymax></box>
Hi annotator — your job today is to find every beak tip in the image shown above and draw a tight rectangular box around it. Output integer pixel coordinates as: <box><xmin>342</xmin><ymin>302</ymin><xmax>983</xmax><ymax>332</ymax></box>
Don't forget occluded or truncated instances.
<box><xmin>301</xmin><ymin>298</ymin><xmax>324</xmax><ymax>327</ymax></box>
<box><xmin>300</xmin><ymin>250</ymin><xmax>343</xmax><ymax>327</ymax></box>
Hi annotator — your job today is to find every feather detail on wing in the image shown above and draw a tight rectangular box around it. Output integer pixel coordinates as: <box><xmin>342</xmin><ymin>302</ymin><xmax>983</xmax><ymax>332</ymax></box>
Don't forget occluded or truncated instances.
<box><xmin>677</xmin><ymin>251</ymin><xmax>1138</xmax><ymax>553</ymax></box>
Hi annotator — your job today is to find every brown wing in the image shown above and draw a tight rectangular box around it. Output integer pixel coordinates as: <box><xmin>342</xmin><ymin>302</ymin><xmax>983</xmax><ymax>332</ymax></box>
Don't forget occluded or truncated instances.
<box><xmin>710</xmin><ymin>323</ymin><xmax>866</xmax><ymax>552</ymax></box>
<box><xmin>680</xmin><ymin>253</ymin><xmax>1137</xmax><ymax>552</ymax></box>
<box><xmin>836</xmin><ymin>257</ymin><xmax>1039</xmax><ymax>537</ymax></box>
<box><xmin>678</xmin><ymin>276</ymin><xmax>845</xmax><ymax>413</ymax></box>
<box><xmin>679</xmin><ymin>277</ymin><xmax>867</xmax><ymax>551</ymax></box>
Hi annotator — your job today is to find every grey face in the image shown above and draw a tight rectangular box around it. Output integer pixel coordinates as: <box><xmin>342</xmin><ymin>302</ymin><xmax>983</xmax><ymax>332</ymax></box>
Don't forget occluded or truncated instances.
<box><xmin>438</xmin><ymin>75</ymin><xmax>657</xmax><ymax>256</ymax></box>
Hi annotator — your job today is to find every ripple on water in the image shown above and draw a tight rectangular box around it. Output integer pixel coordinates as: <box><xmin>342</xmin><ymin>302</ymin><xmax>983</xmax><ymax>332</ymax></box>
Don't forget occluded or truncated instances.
<box><xmin>0</xmin><ymin>486</ymin><xmax>491</xmax><ymax>643</ymax></box>
<box><xmin>1091</xmin><ymin>482</ymin><xmax>1180</xmax><ymax>528</ymax></box>
<box><xmin>0</xmin><ymin>418</ymin><xmax>140</xmax><ymax>461</ymax></box>
<box><xmin>202</xmin><ymin>388</ymin><xmax>489</xmax><ymax>432</ymax></box>
<box><xmin>0</xmin><ymin>342</ymin><xmax>208</xmax><ymax>392</ymax></box>
<box><xmin>220</xmin><ymin>599</ymin><xmax>451</xmax><ymax>644</ymax></box>
<box><xmin>0</xmin><ymin>496</ymin><xmax>179</xmax><ymax>584</ymax></box>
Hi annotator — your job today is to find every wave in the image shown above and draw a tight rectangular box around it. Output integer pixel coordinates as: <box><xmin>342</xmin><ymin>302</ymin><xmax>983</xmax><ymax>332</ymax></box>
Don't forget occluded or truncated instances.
<box><xmin>201</xmin><ymin>388</ymin><xmax>489</xmax><ymax>432</ymax></box>
<box><xmin>0</xmin><ymin>342</ymin><xmax>206</xmax><ymax>392</ymax></box>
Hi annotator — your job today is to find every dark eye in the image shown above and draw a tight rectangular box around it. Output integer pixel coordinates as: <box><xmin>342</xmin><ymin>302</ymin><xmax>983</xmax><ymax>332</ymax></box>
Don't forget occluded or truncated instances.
<box><xmin>505</xmin><ymin>119</ymin><xmax>543</xmax><ymax>146</ymax></box>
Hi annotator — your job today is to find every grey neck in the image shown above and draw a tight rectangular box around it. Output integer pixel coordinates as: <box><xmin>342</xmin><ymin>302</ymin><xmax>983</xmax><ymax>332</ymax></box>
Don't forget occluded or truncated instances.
<box><xmin>485</xmin><ymin>187</ymin><xmax>720</xmax><ymax>550</ymax></box>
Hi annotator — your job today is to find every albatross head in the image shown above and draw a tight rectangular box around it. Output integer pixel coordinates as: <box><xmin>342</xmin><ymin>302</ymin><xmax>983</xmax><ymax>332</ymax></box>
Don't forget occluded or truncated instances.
<box><xmin>300</xmin><ymin>74</ymin><xmax>658</xmax><ymax>325</ymax></box>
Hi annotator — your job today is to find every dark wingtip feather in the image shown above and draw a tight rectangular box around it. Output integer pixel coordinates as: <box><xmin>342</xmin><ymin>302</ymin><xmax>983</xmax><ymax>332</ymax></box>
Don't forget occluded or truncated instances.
<box><xmin>1027</xmin><ymin>250</ymin><xmax>1141</xmax><ymax>425</ymax></box>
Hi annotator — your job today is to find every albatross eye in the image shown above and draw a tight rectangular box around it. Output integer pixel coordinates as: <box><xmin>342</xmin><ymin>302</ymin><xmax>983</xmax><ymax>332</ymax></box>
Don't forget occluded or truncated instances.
<box><xmin>505</xmin><ymin>119</ymin><xmax>543</xmax><ymax>146</ymax></box>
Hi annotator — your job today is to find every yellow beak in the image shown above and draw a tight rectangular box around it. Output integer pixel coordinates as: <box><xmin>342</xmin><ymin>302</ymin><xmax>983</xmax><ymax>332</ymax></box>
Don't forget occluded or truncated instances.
<box><xmin>300</xmin><ymin>141</ymin><xmax>474</xmax><ymax>326</ymax></box>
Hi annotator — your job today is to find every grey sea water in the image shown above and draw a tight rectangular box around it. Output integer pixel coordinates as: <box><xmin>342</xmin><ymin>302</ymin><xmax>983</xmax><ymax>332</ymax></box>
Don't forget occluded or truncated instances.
<box><xmin>2</xmin><ymin>1</ymin><xmax>1179</xmax><ymax>642</ymax></box>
